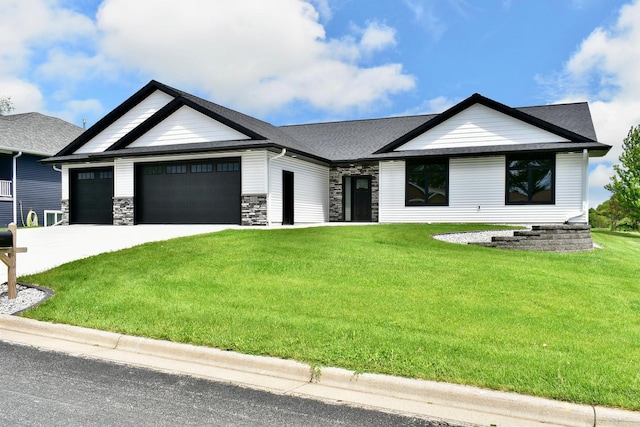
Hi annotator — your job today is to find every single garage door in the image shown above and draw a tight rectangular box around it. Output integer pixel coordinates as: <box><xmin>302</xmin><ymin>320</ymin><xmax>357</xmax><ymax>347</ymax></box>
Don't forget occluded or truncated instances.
<box><xmin>70</xmin><ymin>167</ymin><xmax>114</xmax><ymax>224</ymax></box>
<box><xmin>135</xmin><ymin>158</ymin><xmax>241</xmax><ymax>224</ymax></box>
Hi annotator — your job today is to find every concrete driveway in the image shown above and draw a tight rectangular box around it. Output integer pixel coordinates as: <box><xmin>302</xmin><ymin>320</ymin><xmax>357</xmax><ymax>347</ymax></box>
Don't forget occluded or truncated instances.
<box><xmin>2</xmin><ymin>225</ymin><xmax>237</xmax><ymax>283</ymax></box>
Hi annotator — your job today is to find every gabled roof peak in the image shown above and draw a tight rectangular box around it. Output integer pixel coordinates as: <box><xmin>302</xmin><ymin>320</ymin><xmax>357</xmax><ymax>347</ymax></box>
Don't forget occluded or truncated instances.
<box><xmin>49</xmin><ymin>80</ymin><xmax>606</xmax><ymax>163</ymax></box>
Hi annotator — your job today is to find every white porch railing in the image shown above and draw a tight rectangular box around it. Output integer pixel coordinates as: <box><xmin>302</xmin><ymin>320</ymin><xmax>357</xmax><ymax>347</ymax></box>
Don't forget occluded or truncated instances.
<box><xmin>0</xmin><ymin>180</ymin><xmax>11</xmax><ymax>197</ymax></box>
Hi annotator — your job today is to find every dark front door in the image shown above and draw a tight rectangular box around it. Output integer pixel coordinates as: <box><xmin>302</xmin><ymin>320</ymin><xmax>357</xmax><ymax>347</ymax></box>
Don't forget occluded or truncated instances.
<box><xmin>282</xmin><ymin>170</ymin><xmax>294</xmax><ymax>225</ymax></box>
<box><xmin>343</xmin><ymin>176</ymin><xmax>372</xmax><ymax>222</ymax></box>
<box><xmin>70</xmin><ymin>167</ymin><xmax>114</xmax><ymax>224</ymax></box>
<box><xmin>352</xmin><ymin>177</ymin><xmax>372</xmax><ymax>222</ymax></box>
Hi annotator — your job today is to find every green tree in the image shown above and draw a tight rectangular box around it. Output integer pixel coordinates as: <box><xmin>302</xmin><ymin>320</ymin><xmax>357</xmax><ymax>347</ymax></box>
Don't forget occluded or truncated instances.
<box><xmin>605</xmin><ymin>125</ymin><xmax>640</xmax><ymax>230</ymax></box>
<box><xmin>0</xmin><ymin>96</ymin><xmax>14</xmax><ymax>115</ymax></box>
<box><xmin>602</xmin><ymin>197</ymin><xmax>627</xmax><ymax>231</ymax></box>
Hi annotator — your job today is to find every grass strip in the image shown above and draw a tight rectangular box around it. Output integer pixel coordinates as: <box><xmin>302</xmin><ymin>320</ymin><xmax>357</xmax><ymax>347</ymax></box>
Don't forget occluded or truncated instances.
<box><xmin>20</xmin><ymin>224</ymin><xmax>640</xmax><ymax>410</ymax></box>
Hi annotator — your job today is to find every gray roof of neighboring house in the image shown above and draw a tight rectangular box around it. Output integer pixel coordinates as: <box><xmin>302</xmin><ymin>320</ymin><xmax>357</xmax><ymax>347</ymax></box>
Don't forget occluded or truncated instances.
<box><xmin>0</xmin><ymin>112</ymin><xmax>84</xmax><ymax>156</ymax></box>
<box><xmin>46</xmin><ymin>81</ymin><xmax>609</xmax><ymax>164</ymax></box>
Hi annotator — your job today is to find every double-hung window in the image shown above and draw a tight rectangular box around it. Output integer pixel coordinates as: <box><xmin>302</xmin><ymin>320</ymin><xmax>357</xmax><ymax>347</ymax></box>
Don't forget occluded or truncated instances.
<box><xmin>506</xmin><ymin>154</ymin><xmax>555</xmax><ymax>204</ymax></box>
<box><xmin>405</xmin><ymin>159</ymin><xmax>448</xmax><ymax>206</ymax></box>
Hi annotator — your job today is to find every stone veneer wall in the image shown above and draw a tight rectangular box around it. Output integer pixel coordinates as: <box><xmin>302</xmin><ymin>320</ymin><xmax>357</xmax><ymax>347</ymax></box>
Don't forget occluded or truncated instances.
<box><xmin>113</xmin><ymin>197</ymin><xmax>134</xmax><ymax>226</ymax></box>
<box><xmin>329</xmin><ymin>163</ymin><xmax>379</xmax><ymax>222</ymax></box>
<box><xmin>60</xmin><ymin>199</ymin><xmax>70</xmax><ymax>225</ymax></box>
<box><xmin>241</xmin><ymin>194</ymin><xmax>267</xmax><ymax>226</ymax></box>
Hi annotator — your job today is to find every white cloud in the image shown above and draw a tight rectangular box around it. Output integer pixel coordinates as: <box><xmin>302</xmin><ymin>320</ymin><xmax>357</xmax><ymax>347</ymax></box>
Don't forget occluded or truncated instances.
<box><xmin>55</xmin><ymin>98</ymin><xmax>105</xmax><ymax>127</ymax></box>
<box><xmin>0</xmin><ymin>77</ymin><xmax>44</xmax><ymax>112</ymax></box>
<box><xmin>400</xmin><ymin>96</ymin><xmax>459</xmax><ymax>116</ymax></box>
<box><xmin>589</xmin><ymin>163</ymin><xmax>614</xmax><ymax>188</ymax></box>
<box><xmin>0</xmin><ymin>0</ymin><xmax>97</xmax><ymax>115</ymax></box>
<box><xmin>0</xmin><ymin>0</ymin><xmax>95</xmax><ymax>71</ymax></box>
<box><xmin>359</xmin><ymin>22</ymin><xmax>397</xmax><ymax>53</ymax></box>
<box><xmin>547</xmin><ymin>0</ymin><xmax>640</xmax><ymax>165</ymax></box>
<box><xmin>309</xmin><ymin>0</ymin><xmax>332</xmax><ymax>20</ymax></box>
<box><xmin>94</xmin><ymin>0</ymin><xmax>414</xmax><ymax>114</ymax></box>
<box><xmin>0</xmin><ymin>0</ymin><xmax>414</xmax><ymax>120</ymax></box>
<box><xmin>403</xmin><ymin>0</ymin><xmax>447</xmax><ymax>41</ymax></box>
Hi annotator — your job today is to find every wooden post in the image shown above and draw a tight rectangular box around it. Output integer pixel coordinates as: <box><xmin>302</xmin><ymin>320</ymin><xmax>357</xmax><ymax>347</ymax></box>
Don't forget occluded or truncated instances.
<box><xmin>0</xmin><ymin>223</ymin><xmax>27</xmax><ymax>300</ymax></box>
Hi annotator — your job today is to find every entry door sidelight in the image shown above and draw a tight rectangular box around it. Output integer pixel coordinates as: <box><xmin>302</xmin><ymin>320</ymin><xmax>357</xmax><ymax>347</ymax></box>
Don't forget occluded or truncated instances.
<box><xmin>282</xmin><ymin>170</ymin><xmax>294</xmax><ymax>225</ymax></box>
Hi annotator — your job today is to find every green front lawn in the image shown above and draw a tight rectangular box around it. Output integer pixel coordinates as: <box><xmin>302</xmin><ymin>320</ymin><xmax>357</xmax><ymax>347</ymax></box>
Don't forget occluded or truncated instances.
<box><xmin>20</xmin><ymin>224</ymin><xmax>640</xmax><ymax>410</ymax></box>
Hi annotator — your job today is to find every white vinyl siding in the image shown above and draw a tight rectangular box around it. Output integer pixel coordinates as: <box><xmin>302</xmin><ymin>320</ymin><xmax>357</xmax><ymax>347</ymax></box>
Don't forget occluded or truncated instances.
<box><xmin>75</xmin><ymin>90</ymin><xmax>174</xmax><ymax>154</ymax></box>
<box><xmin>128</xmin><ymin>105</ymin><xmax>250</xmax><ymax>148</ymax></box>
<box><xmin>397</xmin><ymin>104</ymin><xmax>570</xmax><ymax>151</ymax></box>
<box><xmin>114</xmin><ymin>159</ymin><xmax>134</xmax><ymax>197</ymax></box>
<box><xmin>61</xmin><ymin>166</ymin><xmax>69</xmax><ymax>199</ymax></box>
<box><xmin>242</xmin><ymin>150</ymin><xmax>268</xmax><ymax>194</ymax></box>
<box><xmin>268</xmin><ymin>154</ymin><xmax>329</xmax><ymax>224</ymax></box>
<box><xmin>379</xmin><ymin>153</ymin><xmax>585</xmax><ymax>223</ymax></box>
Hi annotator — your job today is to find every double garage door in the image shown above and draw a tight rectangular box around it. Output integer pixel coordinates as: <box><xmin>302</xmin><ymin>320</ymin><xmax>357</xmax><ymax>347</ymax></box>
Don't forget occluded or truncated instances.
<box><xmin>70</xmin><ymin>158</ymin><xmax>241</xmax><ymax>224</ymax></box>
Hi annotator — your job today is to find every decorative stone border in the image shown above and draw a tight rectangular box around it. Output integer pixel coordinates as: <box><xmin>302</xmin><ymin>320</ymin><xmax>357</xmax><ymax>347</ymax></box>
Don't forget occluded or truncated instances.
<box><xmin>471</xmin><ymin>224</ymin><xmax>593</xmax><ymax>252</ymax></box>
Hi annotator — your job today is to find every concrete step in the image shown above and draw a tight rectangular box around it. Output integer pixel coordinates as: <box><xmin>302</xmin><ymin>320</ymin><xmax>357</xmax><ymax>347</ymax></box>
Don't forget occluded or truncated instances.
<box><xmin>513</xmin><ymin>230</ymin><xmax>542</xmax><ymax>237</ymax></box>
<box><xmin>469</xmin><ymin>224</ymin><xmax>593</xmax><ymax>252</ymax></box>
<box><xmin>532</xmin><ymin>224</ymin><xmax>591</xmax><ymax>232</ymax></box>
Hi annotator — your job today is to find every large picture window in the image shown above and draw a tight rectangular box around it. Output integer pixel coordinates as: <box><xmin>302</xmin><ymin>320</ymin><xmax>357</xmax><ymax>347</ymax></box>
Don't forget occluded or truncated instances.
<box><xmin>506</xmin><ymin>154</ymin><xmax>555</xmax><ymax>204</ymax></box>
<box><xmin>405</xmin><ymin>159</ymin><xmax>448</xmax><ymax>206</ymax></box>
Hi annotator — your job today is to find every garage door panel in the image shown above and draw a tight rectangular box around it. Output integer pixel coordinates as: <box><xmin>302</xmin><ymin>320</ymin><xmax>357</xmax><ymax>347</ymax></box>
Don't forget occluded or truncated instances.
<box><xmin>135</xmin><ymin>159</ymin><xmax>240</xmax><ymax>224</ymax></box>
<box><xmin>70</xmin><ymin>168</ymin><xmax>114</xmax><ymax>224</ymax></box>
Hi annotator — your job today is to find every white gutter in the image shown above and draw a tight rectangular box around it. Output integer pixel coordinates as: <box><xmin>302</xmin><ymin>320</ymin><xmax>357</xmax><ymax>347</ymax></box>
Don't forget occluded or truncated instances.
<box><xmin>12</xmin><ymin>151</ymin><xmax>22</xmax><ymax>224</ymax></box>
<box><xmin>267</xmin><ymin>148</ymin><xmax>287</xmax><ymax>226</ymax></box>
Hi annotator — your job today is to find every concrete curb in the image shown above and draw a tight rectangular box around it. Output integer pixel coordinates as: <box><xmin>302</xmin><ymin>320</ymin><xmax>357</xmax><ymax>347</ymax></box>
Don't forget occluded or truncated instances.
<box><xmin>1</xmin><ymin>314</ymin><xmax>639</xmax><ymax>427</ymax></box>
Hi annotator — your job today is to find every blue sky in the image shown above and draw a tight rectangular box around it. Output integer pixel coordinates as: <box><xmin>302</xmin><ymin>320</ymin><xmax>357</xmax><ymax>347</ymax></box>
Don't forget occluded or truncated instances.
<box><xmin>2</xmin><ymin>0</ymin><xmax>640</xmax><ymax>207</ymax></box>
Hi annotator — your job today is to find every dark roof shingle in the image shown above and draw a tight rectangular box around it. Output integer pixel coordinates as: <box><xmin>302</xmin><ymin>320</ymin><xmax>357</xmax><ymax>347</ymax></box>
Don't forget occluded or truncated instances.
<box><xmin>46</xmin><ymin>81</ymin><xmax>609</xmax><ymax>163</ymax></box>
<box><xmin>0</xmin><ymin>112</ymin><xmax>84</xmax><ymax>156</ymax></box>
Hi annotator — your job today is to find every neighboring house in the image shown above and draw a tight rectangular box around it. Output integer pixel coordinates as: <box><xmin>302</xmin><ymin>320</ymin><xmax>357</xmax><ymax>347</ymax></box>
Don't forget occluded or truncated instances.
<box><xmin>44</xmin><ymin>80</ymin><xmax>611</xmax><ymax>226</ymax></box>
<box><xmin>0</xmin><ymin>113</ymin><xmax>84</xmax><ymax>227</ymax></box>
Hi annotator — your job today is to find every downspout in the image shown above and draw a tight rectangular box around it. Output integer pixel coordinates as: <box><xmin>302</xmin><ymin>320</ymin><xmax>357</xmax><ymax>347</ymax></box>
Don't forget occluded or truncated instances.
<box><xmin>582</xmin><ymin>148</ymin><xmax>589</xmax><ymax>222</ymax></box>
<box><xmin>267</xmin><ymin>148</ymin><xmax>286</xmax><ymax>226</ymax></box>
<box><xmin>12</xmin><ymin>151</ymin><xmax>22</xmax><ymax>225</ymax></box>
<box><xmin>565</xmin><ymin>149</ymin><xmax>589</xmax><ymax>224</ymax></box>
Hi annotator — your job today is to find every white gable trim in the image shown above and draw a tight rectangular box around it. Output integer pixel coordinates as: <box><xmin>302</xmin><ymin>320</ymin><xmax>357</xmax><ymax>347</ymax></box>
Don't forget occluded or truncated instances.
<box><xmin>396</xmin><ymin>104</ymin><xmax>570</xmax><ymax>151</ymax></box>
<box><xmin>127</xmin><ymin>105</ymin><xmax>250</xmax><ymax>148</ymax></box>
<box><xmin>75</xmin><ymin>90</ymin><xmax>175</xmax><ymax>154</ymax></box>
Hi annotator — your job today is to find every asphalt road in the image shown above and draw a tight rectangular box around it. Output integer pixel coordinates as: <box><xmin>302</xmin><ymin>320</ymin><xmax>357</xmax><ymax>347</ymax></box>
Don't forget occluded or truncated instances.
<box><xmin>0</xmin><ymin>341</ymin><xmax>456</xmax><ymax>427</ymax></box>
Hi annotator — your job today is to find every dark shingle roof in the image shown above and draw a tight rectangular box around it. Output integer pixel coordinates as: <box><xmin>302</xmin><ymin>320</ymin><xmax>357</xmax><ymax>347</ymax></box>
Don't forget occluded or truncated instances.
<box><xmin>281</xmin><ymin>115</ymin><xmax>436</xmax><ymax>162</ymax></box>
<box><xmin>54</xmin><ymin>80</ymin><xmax>326</xmax><ymax>160</ymax></box>
<box><xmin>47</xmin><ymin>81</ymin><xmax>609</xmax><ymax>163</ymax></box>
<box><xmin>0</xmin><ymin>112</ymin><xmax>84</xmax><ymax>156</ymax></box>
<box><xmin>517</xmin><ymin>102</ymin><xmax>597</xmax><ymax>141</ymax></box>
<box><xmin>280</xmin><ymin>101</ymin><xmax>604</xmax><ymax>161</ymax></box>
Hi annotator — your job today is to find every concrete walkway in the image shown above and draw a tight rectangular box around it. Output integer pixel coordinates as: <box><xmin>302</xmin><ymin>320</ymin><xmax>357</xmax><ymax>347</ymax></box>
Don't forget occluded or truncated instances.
<box><xmin>3</xmin><ymin>224</ymin><xmax>238</xmax><ymax>282</ymax></box>
<box><xmin>1</xmin><ymin>224</ymin><xmax>639</xmax><ymax>426</ymax></box>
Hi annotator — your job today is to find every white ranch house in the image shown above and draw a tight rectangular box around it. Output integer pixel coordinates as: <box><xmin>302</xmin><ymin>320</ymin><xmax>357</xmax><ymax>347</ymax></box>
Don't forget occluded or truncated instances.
<box><xmin>45</xmin><ymin>80</ymin><xmax>610</xmax><ymax>226</ymax></box>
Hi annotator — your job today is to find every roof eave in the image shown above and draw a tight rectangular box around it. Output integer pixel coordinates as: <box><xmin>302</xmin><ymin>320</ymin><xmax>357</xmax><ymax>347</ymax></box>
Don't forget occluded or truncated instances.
<box><xmin>356</xmin><ymin>141</ymin><xmax>612</xmax><ymax>162</ymax></box>
<box><xmin>43</xmin><ymin>141</ymin><xmax>332</xmax><ymax>166</ymax></box>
